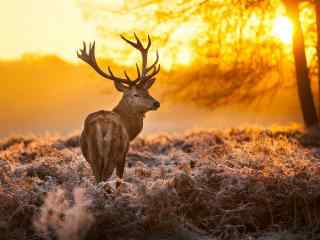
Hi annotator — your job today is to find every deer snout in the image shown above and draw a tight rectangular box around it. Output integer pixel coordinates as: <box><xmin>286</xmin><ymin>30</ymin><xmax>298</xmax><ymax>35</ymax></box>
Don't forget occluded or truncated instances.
<box><xmin>153</xmin><ymin>101</ymin><xmax>160</xmax><ymax>109</ymax></box>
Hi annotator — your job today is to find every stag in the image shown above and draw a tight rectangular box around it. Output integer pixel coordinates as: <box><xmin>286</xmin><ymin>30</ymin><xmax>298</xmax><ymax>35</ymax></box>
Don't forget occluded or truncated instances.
<box><xmin>77</xmin><ymin>34</ymin><xmax>160</xmax><ymax>184</ymax></box>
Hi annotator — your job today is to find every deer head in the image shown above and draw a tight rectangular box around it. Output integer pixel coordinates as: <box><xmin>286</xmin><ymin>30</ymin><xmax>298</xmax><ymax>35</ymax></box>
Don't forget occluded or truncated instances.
<box><xmin>77</xmin><ymin>33</ymin><xmax>160</xmax><ymax>113</ymax></box>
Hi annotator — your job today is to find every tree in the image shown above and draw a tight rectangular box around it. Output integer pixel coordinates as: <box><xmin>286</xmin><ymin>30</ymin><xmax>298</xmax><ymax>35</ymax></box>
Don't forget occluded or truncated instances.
<box><xmin>315</xmin><ymin>0</ymin><xmax>320</xmax><ymax>114</ymax></box>
<box><xmin>80</xmin><ymin>0</ymin><xmax>320</xmax><ymax>127</ymax></box>
<box><xmin>283</xmin><ymin>0</ymin><xmax>318</xmax><ymax>127</ymax></box>
<box><xmin>170</xmin><ymin>0</ymin><xmax>320</xmax><ymax>128</ymax></box>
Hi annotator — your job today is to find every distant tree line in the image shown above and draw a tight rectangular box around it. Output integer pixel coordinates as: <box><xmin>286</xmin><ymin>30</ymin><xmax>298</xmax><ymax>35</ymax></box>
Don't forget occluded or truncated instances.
<box><xmin>102</xmin><ymin>0</ymin><xmax>320</xmax><ymax>129</ymax></box>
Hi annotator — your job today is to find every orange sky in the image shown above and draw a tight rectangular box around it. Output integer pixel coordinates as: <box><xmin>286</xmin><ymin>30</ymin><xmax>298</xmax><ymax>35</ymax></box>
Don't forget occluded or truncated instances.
<box><xmin>0</xmin><ymin>1</ymin><xmax>96</xmax><ymax>61</ymax></box>
<box><xmin>1</xmin><ymin>0</ymin><xmax>296</xmax><ymax>69</ymax></box>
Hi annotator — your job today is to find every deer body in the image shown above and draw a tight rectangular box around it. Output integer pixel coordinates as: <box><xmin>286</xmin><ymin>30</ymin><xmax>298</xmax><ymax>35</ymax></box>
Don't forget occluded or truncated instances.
<box><xmin>80</xmin><ymin>111</ymin><xmax>129</xmax><ymax>182</ymax></box>
<box><xmin>78</xmin><ymin>34</ymin><xmax>160</xmax><ymax>182</ymax></box>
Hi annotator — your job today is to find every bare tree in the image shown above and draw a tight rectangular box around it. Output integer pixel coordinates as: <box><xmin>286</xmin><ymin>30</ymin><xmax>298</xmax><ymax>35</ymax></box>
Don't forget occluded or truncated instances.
<box><xmin>137</xmin><ymin>0</ymin><xmax>319</xmax><ymax>127</ymax></box>
<box><xmin>283</xmin><ymin>0</ymin><xmax>318</xmax><ymax>127</ymax></box>
<box><xmin>81</xmin><ymin>0</ymin><xmax>320</xmax><ymax>127</ymax></box>
<box><xmin>315</xmin><ymin>0</ymin><xmax>320</xmax><ymax>114</ymax></box>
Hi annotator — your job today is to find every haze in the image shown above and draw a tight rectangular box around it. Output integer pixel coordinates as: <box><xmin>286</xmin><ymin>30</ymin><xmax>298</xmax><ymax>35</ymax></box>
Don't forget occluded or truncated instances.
<box><xmin>0</xmin><ymin>0</ymin><xmax>315</xmax><ymax>138</ymax></box>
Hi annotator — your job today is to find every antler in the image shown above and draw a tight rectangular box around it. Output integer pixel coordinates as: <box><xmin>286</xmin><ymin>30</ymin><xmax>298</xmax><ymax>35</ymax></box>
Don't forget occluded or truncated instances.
<box><xmin>120</xmin><ymin>33</ymin><xmax>160</xmax><ymax>87</ymax></box>
<box><xmin>77</xmin><ymin>41</ymin><xmax>135</xmax><ymax>87</ymax></box>
<box><xmin>77</xmin><ymin>33</ymin><xmax>160</xmax><ymax>89</ymax></box>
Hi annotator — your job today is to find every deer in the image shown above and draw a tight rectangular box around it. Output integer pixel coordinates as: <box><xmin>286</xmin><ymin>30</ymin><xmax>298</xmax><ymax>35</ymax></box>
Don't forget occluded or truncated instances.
<box><xmin>77</xmin><ymin>33</ymin><xmax>160</xmax><ymax>185</ymax></box>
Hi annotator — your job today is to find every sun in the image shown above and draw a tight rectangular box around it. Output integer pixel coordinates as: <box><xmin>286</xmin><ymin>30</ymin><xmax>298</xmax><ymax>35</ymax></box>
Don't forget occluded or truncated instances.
<box><xmin>176</xmin><ymin>48</ymin><xmax>192</xmax><ymax>65</ymax></box>
<box><xmin>272</xmin><ymin>16</ymin><xmax>293</xmax><ymax>44</ymax></box>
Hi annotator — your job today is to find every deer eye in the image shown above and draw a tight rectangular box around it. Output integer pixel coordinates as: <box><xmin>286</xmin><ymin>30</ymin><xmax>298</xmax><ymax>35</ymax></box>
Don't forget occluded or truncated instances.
<box><xmin>134</xmin><ymin>94</ymin><xmax>140</xmax><ymax>97</ymax></box>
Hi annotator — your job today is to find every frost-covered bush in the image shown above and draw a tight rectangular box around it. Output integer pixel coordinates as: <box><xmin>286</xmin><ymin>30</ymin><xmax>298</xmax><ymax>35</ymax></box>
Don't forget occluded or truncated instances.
<box><xmin>34</xmin><ymin>187</ymin><xmax>93</xmax><ymax>240</ymax></box>
<box><xmin>1</xmin><ymin>128</ymin><xmax>320</xmax><ymax>240</ymax></box>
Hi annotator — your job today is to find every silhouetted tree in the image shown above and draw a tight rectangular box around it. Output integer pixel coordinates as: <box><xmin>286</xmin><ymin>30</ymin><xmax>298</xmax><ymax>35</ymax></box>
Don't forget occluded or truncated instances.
<box><xmin>159</xmin><ymin>0</ymin><xmax>320</xmax><ymax>128</ymax></box>
<box><xmin>88</xmin><ymin>0</ymin><xmax>320</xmax><ymax>127</ymax></box>
<box><xmin>283</xmin><ymin>0</ymin><xmax>318</xmax><ymax>127</ymax></box>
<box><xmin>316</xmin><ymin>0</ymin><xmax>320</xmax><ymax>114</ymax></box>
<box><xmin>137</xmin><ymin>1</ymin><xmax>286</xmax><ymax>103</ymax></box>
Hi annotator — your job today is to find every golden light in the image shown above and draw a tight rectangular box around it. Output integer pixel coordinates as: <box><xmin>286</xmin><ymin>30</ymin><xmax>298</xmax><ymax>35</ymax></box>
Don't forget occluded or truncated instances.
<box><xmin>272</xmin><ymin>16</ymin><xmax>293</xmax><ymax>44</ymax></box>
<box><xmin>166</xmin><ymin>18</ymin><xmax>207</xmax><ymax>67</ymax></box>
<box><xmin>176</xmin><ymin>48</ymin><xmax>192</xmax><ymax>65</ymax></box>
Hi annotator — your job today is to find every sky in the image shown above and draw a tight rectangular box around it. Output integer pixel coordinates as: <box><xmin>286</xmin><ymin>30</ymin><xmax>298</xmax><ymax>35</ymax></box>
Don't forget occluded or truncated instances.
<box><xmin>0</xmin><ymin>0</ymin><xmax>96</xmax><ymax>61</ymax></box>
<box><xmin>0</xmin><ymin>0</ymin><xmax>196</xmax><ymax>68</ymax></box>
<box><xmin>0</xmin><ymin>0</ymin><xmax>204</xmax><ymax>69</ymax></box>
<box><xmin>0</xmin><ymin>0</ymin><xmax>295</xmax><ymax>66</ymax></box>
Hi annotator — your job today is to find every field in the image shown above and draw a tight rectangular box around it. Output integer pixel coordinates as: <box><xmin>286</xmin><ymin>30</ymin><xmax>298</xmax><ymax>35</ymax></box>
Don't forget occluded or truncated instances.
<box><xmin>1</xmin><ymin>128</ymin><xmax>320</xmax><ymax>240</ymax></box>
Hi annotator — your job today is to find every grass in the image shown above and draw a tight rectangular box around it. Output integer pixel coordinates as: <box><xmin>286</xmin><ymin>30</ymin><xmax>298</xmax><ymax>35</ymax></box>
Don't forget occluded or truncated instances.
<box><xmin>1</xmin><ymin>128</ymin><xmax>320</xmax><ymax>239</ymax></box>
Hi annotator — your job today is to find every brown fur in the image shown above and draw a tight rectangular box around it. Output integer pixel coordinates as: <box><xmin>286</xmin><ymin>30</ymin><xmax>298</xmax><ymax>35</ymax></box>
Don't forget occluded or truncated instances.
<box><xmin>81</xmin><ymin>111</ymin><xmax>130</xmax><ymax>182</ymax></box>
<box><xmin>80</xmin><ymin>87</ymin><xmax>159</xmax><ymax>182</ymax></box>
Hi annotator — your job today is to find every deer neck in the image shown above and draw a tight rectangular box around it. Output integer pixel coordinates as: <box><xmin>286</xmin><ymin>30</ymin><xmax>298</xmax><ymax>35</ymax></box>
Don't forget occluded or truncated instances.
<box><xmin>113</xmin><ymin>99</ymin><xmax>144</xmax><ymax>141</ymax></box>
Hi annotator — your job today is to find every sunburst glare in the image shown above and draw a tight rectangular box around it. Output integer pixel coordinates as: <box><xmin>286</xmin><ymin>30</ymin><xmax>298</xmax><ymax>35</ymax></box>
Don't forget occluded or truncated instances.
<box><xmin>272</xmin><ymin>16</ymin><xmax>293</xmax><ymax>44</ymax></box>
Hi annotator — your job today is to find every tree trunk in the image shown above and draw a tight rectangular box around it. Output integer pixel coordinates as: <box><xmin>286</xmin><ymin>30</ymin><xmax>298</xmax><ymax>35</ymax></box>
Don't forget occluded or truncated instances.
<box><xmin>284</xmin><ymin>1</ymin><xmax>318</xmax><ymax>127</ymax></box>
<box><xmin>315</xmin><ymin>1</ymin><xmax>320</xmax><ymax>116</ymax></box>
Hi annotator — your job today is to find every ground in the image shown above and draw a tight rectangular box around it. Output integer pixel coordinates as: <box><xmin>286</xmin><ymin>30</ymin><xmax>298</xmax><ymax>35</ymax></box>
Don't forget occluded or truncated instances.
<box><xmin>1</xmin><ymin>128</ymin><xmax>320</xmax><ymax>240</ymax></box>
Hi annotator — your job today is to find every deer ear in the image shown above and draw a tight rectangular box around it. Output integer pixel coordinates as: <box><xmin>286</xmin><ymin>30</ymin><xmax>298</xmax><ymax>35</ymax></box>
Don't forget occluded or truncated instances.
<box><xmin>141</xmin><ymin>78</ymin><xmax>156</xmax><ymax>90</ymax></box>
<box><xmin>114</xmin><ymin>81</ymin><xmax>129</xmax><ymax>92</ymax></box>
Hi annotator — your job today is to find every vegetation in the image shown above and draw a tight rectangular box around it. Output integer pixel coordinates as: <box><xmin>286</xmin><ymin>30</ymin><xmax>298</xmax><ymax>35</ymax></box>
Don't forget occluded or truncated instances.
<box><xmin>1</xmin><ymin>128</ymin><xmax>320</xmax><ymax>239</ymax></box>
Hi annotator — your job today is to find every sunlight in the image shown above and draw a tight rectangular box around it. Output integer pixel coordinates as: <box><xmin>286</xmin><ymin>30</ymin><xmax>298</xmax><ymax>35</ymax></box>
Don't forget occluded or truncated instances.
<box><xmin>168</xmin><ymin>18</ymin><xmax>208</xmax><ymax>66</ymax></box>
<box><xmin>272</xmin><ymin>16</ymin><xmax>293</xmax><ymax>44</ymax></box>
<box><xmin>176</xmin><ymin>48</ymin><xmax>192</xmax><ymax>65</ymax></box>
<box><xmin>171</xmin><ymin>24</ymin><xmax>199</xmax><ymax>42</ymax></box>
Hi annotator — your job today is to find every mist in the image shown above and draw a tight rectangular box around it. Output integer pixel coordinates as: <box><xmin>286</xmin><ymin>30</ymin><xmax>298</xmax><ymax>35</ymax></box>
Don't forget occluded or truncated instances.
<box><xmin>0</xmin><ymin>55</ymin><xmax>302</xmax><ymax>138</ymax></box>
